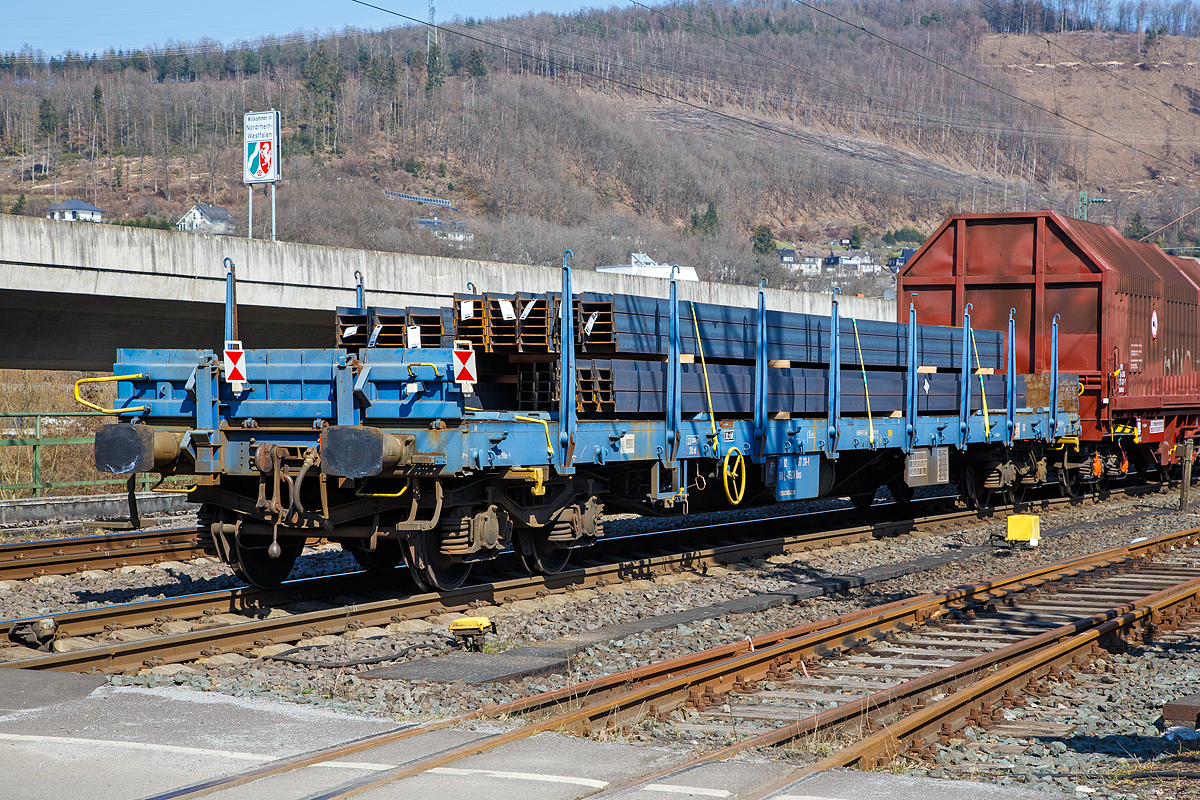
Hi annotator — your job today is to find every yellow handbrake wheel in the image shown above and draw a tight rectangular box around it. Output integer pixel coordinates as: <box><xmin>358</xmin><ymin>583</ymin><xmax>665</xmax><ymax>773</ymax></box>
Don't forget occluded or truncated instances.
<box><xmin>722</xmin><ymin>446</ymin><xmax>746</xmax><ymax>506</ymax></box>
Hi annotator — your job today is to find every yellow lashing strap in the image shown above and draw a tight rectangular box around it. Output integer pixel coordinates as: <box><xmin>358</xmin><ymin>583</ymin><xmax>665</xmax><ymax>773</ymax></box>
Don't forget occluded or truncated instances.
<box><xmin>851</xmin><ymin>319</ymin><xmax>874</xmax><ymax>447</ymax></box>
<box><xmin>970</xmin><ymin>327</ymin><xmax>991</xmax><ymax>438</ymax></box>
<box><xmin>690</xmin><ymin>304</ymin><xmax>718</xmax><ymax>440</ymax></box>
<box><xmin>692</xmin><ymin>304</ymin><xmax>744</xmax><ymax>505</ymax></box>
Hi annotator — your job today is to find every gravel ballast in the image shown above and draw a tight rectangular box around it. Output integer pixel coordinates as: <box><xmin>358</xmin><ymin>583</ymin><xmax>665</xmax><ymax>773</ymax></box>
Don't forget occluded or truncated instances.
<box><xmin>2</xmin><ymin>487</ymin><xmax>1198</xmax><ymax>797</ymax></box>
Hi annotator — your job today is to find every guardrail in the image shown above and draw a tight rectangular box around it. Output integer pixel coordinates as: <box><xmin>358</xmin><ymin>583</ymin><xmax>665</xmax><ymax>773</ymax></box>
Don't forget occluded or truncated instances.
<box><xmin>0</xmin><ymin>411</ymin><xmax>168</xmax><ymax>498</ymax></box>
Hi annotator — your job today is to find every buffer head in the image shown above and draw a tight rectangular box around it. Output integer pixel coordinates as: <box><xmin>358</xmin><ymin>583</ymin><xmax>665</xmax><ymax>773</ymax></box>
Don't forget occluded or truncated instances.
<box><xmin>320</xmin><ymin>426</ymin><xmax>410</xmax><ymax>479</ymax></box>
<box><xmin>94</xmin><ymin>424</ymin><xmax>181</xmax><ymax>473</ymax></box>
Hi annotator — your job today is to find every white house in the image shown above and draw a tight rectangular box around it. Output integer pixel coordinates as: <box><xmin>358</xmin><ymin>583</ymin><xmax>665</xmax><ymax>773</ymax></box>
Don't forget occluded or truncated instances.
<box><xmin>597</xmin><ymin>253</ymin><xmax>699</xmax><ymax>281</ymax></box>
<box><xmin>415</xmin><ymin>217</ymin><xmax>474</xmax><ymax>244</ymax></box>
<box><xmin>177</xmin><ymin>204</ymin><xmax>235</xmax><ymax>235</ymax></box>
<box><xmin>824</xmin><ymin>250</ymin><xmax>879</xmax><ymax>275</ymax></box>
<box><xmin>45</xmin><ymin>199</ymin><xmax>105</xmax><ymax>222</ymax></box>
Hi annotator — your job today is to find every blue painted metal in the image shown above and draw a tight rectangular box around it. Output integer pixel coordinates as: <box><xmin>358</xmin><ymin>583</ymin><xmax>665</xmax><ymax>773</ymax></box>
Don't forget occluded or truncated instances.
<box><xmin>1006</xmin><ymin>308</ymin><xmax>1017</xmax><ymax>446</ymax></box>
<box><xmin>752</xmin><ymin>279</ymin><xmax>768</xmax><ymax>459</ymax></box>
<box><xmin>665</xmin><ymin>266</ymin><xmax>682</xmax><ymax>469</ymax></box>
<box><xmin>102</xmin><ymin>278</ymin><xmax>1087</xmax><ymax>508</ymax></box>
<box><xmin>558</xmin><ymin>251</ymin><xmax>576</xmax><ymax>474</ymax></box>
<box><xmin>905</xmin><ymin>296</ymin><xmax>918</xmax><ymax>453</ymax></box>
<box><xmin>223</xmin><ymin>258</ymin><xmax>236</xmax><ymax>342</ymax></box>
<box><xmin>1050</xmin><ymin>313</ymin><xmax>1061</xmax><ymax>437</ymax></box>
<box><xmin>959</xmin><ymin>303</ymin><xmax>973</xmax><ymax>450</ymax></box>
<box><xmin>355</xmin><ymin>270</ymin><xmax>365</xmax><ymax>309</ymax></box>
<box><xmin>826</xmin><ymin>288</ymin><xmax>841</xmax><ymax>457</ymax></box>
<box><xmin>772</xmin><ymin>454</ymin><xmax>821</xmax><ymax>501</ymax></box>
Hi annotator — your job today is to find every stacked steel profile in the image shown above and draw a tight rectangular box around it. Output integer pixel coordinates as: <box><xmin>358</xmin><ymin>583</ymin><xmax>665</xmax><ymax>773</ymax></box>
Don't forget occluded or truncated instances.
<box><xmin>336</xmin><ymin>291</ymin><xmax>1014</xmax><ymax>417</ymax></box>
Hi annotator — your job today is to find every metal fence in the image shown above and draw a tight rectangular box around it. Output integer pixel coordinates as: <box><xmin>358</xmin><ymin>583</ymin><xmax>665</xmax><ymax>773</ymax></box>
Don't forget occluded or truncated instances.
<box><xmin>0</xmin><ymin>411</ymin><xmax>165</xmax><ymax>498</ymax></box>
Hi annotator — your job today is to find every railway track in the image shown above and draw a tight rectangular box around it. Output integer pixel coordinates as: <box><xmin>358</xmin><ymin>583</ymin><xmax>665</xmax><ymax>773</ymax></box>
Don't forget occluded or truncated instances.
<box><xmin>133</xmin><ymin>523</ymin><xmax>1200</xmax><ymax>800</ymax></box>
<box><xmin>0</xmin><ymin>486</ymin><xmax>1163</xmax><ymax>674</ymax></box>
<box><xmin>0</xmin><ymin>494</ymin><xmax>975</xmax><ymax>671</ymax></box>
<box><xmin>0</xmin><ymin>526</ymin><xmax>204</xmax><ymax>580</ymax></box>
<box><xmin>0</xmin><ymin>480</ymin><xmax>1160</xmax><ymax>583</ymax></box>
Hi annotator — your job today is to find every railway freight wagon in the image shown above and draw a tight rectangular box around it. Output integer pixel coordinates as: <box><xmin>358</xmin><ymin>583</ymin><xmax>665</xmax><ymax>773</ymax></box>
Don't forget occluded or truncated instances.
<box><xmin>88</xmin><ymin>256</ymin><xmax>1080</xmax><ymax>591</ymax></box>
<box><xmin>898</xmin><ymin>211</ymin><xmax>1200</xmax><ymax>493</ymax></box>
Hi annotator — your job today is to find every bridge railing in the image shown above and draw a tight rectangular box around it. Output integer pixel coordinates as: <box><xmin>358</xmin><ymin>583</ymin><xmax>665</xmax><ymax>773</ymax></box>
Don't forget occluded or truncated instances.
<box><xmin>0</xmin><ymin>411</ymin><xmax>167</xmax><ymax>499</ymax></box>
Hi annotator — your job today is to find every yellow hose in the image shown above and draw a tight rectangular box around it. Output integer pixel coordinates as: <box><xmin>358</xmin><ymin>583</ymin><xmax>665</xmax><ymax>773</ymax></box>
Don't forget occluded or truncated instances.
<box><xmin>971</xmin><ymin>327</ymin><xmax>991</xmax><ymax>438</ymax></box>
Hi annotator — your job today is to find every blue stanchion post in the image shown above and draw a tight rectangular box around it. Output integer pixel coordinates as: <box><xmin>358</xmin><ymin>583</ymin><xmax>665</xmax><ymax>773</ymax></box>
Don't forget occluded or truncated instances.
<box><xmin>1050</xmin><ymin>313</ymin><xmax>1060</xmax><ymax>437</ymax></box>
<box><xmin>959</xmin><ymin>303</ymin><xmax>973</xmax><ymax>449</ymax></box>
<box><xmin>905</xmin><ymin>294</ymin><xmax>918</xmax><ymax>453</ymax></box>
<box><xmin>665</xmin><ymin>266</ymin><xmax>682</xmax><ymax>469</ymax></box>
<box><xmin>827</xmin><ymin>287</ymin><xmax>841</xmax><ymax>456</ymax></box>
<box><xmin>559</xmin><ymin>251</ymin><xmax>576</xmax><ymax>473</ymax></box>
<box><xmin>1006</xmin><ymin>308</ymin><xmax>1017</xmax><ymax>446</ymax></box>
<box><xmin>223</xmin><ymin>257</ymin><xmax>237</xmax><ymax>342</ymax></box>
<box><xmin>753</xmin><ymin>279</ymin><xmax>768</xmax><ymax>459</ymax></box>
<box><xmin>355</xmin><ymin>270</ymin><xmax>365</xmax><ymax>310</ymax></box>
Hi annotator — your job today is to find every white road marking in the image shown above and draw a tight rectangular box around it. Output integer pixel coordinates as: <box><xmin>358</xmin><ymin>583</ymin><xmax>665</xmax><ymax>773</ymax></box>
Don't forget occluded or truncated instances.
<box><xmin>643</xmin><ymin>784</ymin><xmax>732</xmax><ymax>797</ymax></box>
<box><xmin>0</xmin><ymin>732</ymin><xmax>392</xmax><ymax>770</ymax></box>
<box><xmin>430</xmin><ymin>767</ymin><xmax>609</xmax><ymax>788</ymax></box>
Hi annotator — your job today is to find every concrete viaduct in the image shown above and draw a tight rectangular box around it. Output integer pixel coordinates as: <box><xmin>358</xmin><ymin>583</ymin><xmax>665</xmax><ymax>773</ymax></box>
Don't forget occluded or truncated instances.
<box><xmin>0</xmin><ymin>215</ymin><xmax>891</xmax><ymax>371</ymax></box>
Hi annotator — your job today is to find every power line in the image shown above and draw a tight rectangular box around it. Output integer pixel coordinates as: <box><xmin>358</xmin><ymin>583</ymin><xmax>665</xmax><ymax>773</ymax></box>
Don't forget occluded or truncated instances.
<box><xmin>973</xmin><ymin>0</ymin><xmax>1182</xmax><ymax>116</ymax></box>
<box><xmin>791</xmin><ymin>0</ymin><xmax>1200</xmax><ymax>183</ymax></box>
<box><xmin>347</xmin><ymin>0</ymin><xmax>1009</xmax><ymax>195</ymax></box>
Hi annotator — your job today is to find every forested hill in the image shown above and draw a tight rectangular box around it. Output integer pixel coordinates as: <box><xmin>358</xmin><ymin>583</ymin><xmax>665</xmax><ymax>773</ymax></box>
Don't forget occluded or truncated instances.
<box><xmin>1</xmin><ymin>0</ymin><xmax>1196</xmax><ymax>287</ymax></box>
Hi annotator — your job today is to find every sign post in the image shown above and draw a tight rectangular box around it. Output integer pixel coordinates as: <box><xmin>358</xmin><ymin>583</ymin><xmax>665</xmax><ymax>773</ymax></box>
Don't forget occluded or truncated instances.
<box><xmin>243</xmin><ymin>110</ymin><xmax>281</xmax><ymax>241</ymax></box>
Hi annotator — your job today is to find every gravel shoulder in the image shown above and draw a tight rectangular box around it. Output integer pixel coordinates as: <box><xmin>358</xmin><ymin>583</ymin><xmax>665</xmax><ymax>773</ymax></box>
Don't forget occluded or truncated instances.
<box><xmin>3</xmin><ymin>488</ymin><xmax>1197</xmax><ymax>798</ymax></box>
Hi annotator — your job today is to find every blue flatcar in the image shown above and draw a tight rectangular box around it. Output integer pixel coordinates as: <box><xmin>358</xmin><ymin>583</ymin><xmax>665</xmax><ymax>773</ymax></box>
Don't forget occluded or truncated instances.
<box><xmin>88</xmin><ymin>254</ymin><xmax>1080</xmax><ymax>590</ymax></box>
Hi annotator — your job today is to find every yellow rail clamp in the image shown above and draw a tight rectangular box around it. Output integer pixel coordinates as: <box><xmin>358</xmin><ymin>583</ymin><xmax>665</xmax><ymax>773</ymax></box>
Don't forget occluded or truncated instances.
<box><xmin>449</xmin><ymin>616</ymin><xmax>496</xmax><ymax>651</ymax></box>
<box><xmin>1006</xmin><ymin>514</ymin><xmax>1040</xmax><ymax>548</ymax></box>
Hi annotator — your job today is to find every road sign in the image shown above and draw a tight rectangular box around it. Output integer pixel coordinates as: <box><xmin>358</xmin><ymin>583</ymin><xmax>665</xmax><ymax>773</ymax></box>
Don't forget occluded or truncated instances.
<box><xmin>243</xmin><ymin>111</ymin><xmax>280</xmax><ymax>184</ymax></box>
<box><xmin>223</xmin><ymin>340</ymin><xmax>247</xmax><ymax>385</ymax></box>
<box><xmin>453</xmin><ymin>348</ymin><xmax>478</xmax><ymax>385</ymax></box>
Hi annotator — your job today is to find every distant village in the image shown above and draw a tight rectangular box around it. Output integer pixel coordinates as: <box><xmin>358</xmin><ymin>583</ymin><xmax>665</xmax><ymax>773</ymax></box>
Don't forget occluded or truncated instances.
<box><xmin>776</xmin><ymin>239</ymin><xmax>917</xmax><ymax>278</ymax></box>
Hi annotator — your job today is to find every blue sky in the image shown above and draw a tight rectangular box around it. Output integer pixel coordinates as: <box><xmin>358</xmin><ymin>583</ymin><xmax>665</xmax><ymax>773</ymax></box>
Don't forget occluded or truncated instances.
<box><xmin>3</xmin><ymin>0</ymin><xmax>623</xmax><ymax>56</ymax></box>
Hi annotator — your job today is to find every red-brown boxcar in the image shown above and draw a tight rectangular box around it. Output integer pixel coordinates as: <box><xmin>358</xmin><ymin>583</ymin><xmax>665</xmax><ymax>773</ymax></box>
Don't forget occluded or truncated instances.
<box><xmin>898</xmin><ymin>210</ymin><xmax>1200</xmax><ymax>472</ymax></box>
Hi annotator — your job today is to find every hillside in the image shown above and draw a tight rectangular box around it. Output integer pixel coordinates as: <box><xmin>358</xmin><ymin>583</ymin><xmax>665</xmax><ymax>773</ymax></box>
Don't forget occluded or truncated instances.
<box><xmin>982</xmin><ymin>31</ymin><xmax>1200</xmax><ymax>237</ymax></box>
<box><xmin>4</xmin><ymin>1</ymin><xmax>1199</xmax><ymax>283</ymax></box>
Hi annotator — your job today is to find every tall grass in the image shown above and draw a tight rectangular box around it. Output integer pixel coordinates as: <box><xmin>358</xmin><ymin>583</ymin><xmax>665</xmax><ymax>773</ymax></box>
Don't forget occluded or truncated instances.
<box><xmin>0</xmin><ymin>369</ymin><xmax>115</xmax><ymax>499</ymax></box>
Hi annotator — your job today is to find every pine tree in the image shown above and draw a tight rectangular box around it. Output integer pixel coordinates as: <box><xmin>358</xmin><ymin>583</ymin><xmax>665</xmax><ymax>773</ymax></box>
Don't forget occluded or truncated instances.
<box><xmin>466</xmin><ymin>48</ymin><xmax>488</xmax><ymax>78</ymax></box>
<box><xmin>425</xmin><ymin>43</ymin><xmax>446</xmax><ymax>92</ymax></box>
<box><xmin>37</xmin><ymin>99</ymin><xmax>57</xmax><ymax>140</ymax></box>
<box><xmin>8</xmin><ymin>194</ymin><xmax>26</xmax><ymax>215</ymax></box>
<box><xmin>1123</xmin><ymin>211</ymin><xmax>1151</xmax><ymax>241</ymax></box>
<box><xmin>752</xmin><ymin>224</ymin><xmax>775</xmax><ymax>255</ymax></box>
<box><xmin>701</xmin><ymin>201</ymin><xmax>719</xmax><ymax>237</ymax></box>
<box><xmin>850</xmin><ymin>225</ymin><xmax>863</xmax><ymax>248</ymax></box>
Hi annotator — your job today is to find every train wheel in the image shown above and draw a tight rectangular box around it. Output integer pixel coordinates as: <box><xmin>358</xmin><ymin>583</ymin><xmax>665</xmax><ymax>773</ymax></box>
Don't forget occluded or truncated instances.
<box><xmin>347</xmin><ymin>540</ymin><xmax>405</xmax><ymax>573</ymax></box>
<box><xmin>1057</xmin><ymin>467</ymin><xmax>1083</xmax><ymax>500</ymax></box>
<box><xmin>961</xmin><ymin>466</ymin><xmax>999</xmax><ymax>511</ymax></box>
<box><xmin>887</xmin><ymin>478</ymin><xmax>914</xmax><ymax>506</ymax></box>
<box><xmin>517</xmin><ymin>527</ymin><xmax>572</xmax><ymax>575</ymax></box>
<box><xmin>404</xmin><ymin>530</ymin><xmax>472</xmax><ymax>592</ymax></box>
<box><xmin>231</xmin><ymin>532</ymin><xmax>302</xmax><ymax>589</ymax></box>
<box><xmin>850</xmin><ymin>491</ymin><xmax>876</xmax><ymax>510</ymax></box>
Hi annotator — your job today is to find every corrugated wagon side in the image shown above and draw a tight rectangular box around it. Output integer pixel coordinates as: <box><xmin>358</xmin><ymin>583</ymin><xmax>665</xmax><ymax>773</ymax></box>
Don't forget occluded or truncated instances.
<box><xmin>898</xmin><ymin>210</ymin><xmax>1200</xmax><ymax>475</ymax></box>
